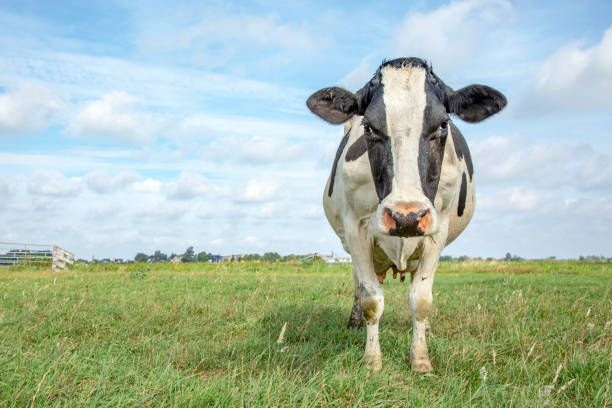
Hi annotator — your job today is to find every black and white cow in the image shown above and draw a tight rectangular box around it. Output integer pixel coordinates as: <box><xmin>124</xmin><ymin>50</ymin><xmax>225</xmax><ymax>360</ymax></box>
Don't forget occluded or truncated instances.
<box><xmin>307</xmin><ymin>58</ymin><xmax>506</xmax><ymax>373</ymax></box>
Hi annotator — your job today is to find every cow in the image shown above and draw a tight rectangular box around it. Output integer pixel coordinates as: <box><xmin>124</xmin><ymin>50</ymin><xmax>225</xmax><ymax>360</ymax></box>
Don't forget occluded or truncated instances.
<box><xmin>306</xmin><ymin>57</ymin><xmax>506</xmax><ymax>373</ymax></box>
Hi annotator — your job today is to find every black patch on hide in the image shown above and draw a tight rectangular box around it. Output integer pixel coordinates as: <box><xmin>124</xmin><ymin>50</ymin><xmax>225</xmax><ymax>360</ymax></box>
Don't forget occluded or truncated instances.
<box><xmin>328</xmin><ymin>132</ymin><xmax>350</xmax><ymax>197</ymax></box>
<box><xmin>449</xmin><ymin>122</ymin><xmax>473</xmax><ymax>181</ymax></box>
<box><xmin>458</xmin><ymin>172</ymin><xmax>467</xmax><ymax>217</ymax></box>
<box><xmin>345</xmin><ymin>134</ymin><xmax>367</xmax><ymax>162</ymax></box>
<box><xmin>418</xmin><ymin>79</ymin><xmax>449</xmax><ymax>203</ymax></box>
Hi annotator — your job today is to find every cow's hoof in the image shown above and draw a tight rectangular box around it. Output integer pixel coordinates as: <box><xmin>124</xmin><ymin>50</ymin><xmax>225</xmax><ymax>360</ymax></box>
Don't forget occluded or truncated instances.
<box><xmin>347</xmin><ymin>317</ymin><xmax>363</xmax><ymax>329</ymax></box>
<box><xmin>410</xmin><ymin>358</ymin><xmax>433</xmax><ymax>374</ymax></box>
<box><xmin>364</xmin><ymin>354</ymin><xmax>382</xmax><ymax>372</ymax></box>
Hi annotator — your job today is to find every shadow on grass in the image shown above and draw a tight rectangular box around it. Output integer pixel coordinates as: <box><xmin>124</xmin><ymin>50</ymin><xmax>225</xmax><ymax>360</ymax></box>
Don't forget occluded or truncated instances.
<box><xmin>194</xmin><ymin>303</ymin><xmax>366</xmax><ymax>376</ymax></box>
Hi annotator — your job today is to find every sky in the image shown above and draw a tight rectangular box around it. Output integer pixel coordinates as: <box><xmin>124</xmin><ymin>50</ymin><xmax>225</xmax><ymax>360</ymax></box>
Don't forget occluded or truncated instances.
<box><xmin>1</xmin><ymin>0</ymin><xmax>611</xmax><ymax>260</ymax></box>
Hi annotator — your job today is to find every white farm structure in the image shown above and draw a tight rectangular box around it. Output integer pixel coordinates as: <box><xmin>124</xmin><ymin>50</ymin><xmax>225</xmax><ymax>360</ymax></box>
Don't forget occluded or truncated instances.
<box><xmin>0</xmin><ymin>241</ymin><xmax>74</xmax><ymax>271</ymax></box>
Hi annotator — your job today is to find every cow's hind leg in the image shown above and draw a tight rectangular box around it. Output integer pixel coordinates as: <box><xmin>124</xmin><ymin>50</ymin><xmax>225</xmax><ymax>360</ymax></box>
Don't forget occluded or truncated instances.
<box><xmin>348</xmin><ymin>268</ymin><xmax>363</xmax><ymax>329</ymax></box>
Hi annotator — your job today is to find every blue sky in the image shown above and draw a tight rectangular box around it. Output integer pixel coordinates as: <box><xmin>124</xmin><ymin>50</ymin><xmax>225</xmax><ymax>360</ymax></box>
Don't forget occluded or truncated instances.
<box><xmin>1</xmin><ymin>0</ymin><xmax>611</xmax><ymax>260</ymax></box>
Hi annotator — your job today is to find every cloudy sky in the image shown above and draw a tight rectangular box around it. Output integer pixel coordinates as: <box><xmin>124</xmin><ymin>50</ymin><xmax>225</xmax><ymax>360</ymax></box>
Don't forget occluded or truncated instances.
<box><xmin>1</xmin><ymin>0</ymin><xmax>611</xmax><ymax>260</ymax></box>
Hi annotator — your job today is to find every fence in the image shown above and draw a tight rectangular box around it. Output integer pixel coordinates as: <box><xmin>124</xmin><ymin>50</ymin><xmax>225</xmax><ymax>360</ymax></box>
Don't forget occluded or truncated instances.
<box><xmin>0</xmin><ymin>242</ymin><xmax>74</xmax><ymax>271</ymax></box>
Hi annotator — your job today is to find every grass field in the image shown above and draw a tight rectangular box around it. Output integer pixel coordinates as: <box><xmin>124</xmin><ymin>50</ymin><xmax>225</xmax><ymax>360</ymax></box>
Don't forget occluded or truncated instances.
<box><xmin>0</xmin><ymin>261</ymin><xmax>610</xmax><ymax>407</ymax></box>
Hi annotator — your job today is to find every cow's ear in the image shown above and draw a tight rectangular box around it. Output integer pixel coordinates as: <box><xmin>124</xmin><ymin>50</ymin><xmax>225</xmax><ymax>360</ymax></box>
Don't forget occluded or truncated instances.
<box><xmin>446</xmin><ymin>85</ymin><xmax>507</xmax><ymax>123</ymax></box>
<box><xmin>307</xmin><ymin>87</ymin><xmax>359</xmax><ymax>124</ymax></box>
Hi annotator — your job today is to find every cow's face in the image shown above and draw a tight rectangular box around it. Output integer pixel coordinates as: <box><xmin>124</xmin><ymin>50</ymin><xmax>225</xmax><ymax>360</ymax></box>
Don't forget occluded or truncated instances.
<box><xmin>307</xmin><ymin>58</ymin><xmax>506</xmax><ymax>237</ymax></box>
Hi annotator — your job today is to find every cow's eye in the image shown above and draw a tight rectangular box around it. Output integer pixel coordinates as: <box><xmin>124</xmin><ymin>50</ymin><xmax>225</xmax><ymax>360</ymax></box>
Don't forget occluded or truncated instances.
<box><xmin>364</xmin><ymin>123</ymin><xmax>373</xmax><ymax>134</ymax></box>
<box><xmin>439</xmin><ymin>120</ymin><xmax>448</xmax><ymax>130</ymax></box>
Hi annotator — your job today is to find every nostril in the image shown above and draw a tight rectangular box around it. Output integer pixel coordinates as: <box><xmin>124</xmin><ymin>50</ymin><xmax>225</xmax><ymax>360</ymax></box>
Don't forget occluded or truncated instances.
<box><xmin>381</xmin><ymin>207</ymin><xmax>396</xmax><ymax>231</ymax></box>
<box><xmin>416</xmin><ymin>209</ymin><xmax>428</xmax><ymax>218</ymax></box>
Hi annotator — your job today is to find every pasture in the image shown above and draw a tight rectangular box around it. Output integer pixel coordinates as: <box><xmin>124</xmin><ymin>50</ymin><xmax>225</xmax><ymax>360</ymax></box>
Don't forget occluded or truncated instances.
<box><xmin>0</xmin><ymin>261</ymin><xmax>609</xmax><ymax>407</ymax></box>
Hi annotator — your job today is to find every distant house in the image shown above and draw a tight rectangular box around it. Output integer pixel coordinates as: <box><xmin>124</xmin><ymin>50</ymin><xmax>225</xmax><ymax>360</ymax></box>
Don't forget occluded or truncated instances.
<box><xmin>169</xmin><ymin>255</ymin><xmax>182</xmax><ymax>263</ymax></box>
<box><xmin>320</xmin><ymin>253</ymin><xmax>351</xmax><ymax>264</ymax></box>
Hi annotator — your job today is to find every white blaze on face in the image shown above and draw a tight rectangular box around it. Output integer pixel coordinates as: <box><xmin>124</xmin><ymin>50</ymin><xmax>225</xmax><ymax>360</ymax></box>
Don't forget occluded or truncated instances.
<box><xmin>380</xmin><ymin>65</ymin><xmax>428</xmax><ymax>202</ymax></box>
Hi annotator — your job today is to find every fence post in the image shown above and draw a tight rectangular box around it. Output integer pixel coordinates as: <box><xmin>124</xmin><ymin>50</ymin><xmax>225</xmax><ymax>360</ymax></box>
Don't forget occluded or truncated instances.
<box><xmin>52</xmin><ymin>246</ymin><xmax>58</xmax><ymax>271</ymax></box>
<box><xmin>52</xmin><ymin>246</ymin><xmax>74</xmax><ymax>271</ymax></box>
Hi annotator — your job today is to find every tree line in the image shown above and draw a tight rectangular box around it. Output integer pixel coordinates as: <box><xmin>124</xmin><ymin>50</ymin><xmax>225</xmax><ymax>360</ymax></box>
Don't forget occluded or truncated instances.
<box><xmin>134</xmin><ymin>247</ymin><xmax>308</xmax><ymax>263</ymax></box>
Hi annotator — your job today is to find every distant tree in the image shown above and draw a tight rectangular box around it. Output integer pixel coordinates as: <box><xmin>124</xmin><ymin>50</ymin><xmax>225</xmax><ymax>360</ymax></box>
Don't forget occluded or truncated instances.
<box><xmin>505</xmin><ymin>252</ymin><xmax>512</xmax><ymax>262</ymax></box>
<box><xmin>182</xmin><ymin>246</ymin><xmax>195</xmax><ymax>263</ymax></box>
<box><xmin>281</xmin><ymin>254</ymin><xmax>301</xmax><ymax>262</ymax></box>
<box><xmin>262</xmin><ymin>252</ymin><xmax>281</xmax><ymax>262</ymax></box>
<box><xmin>439</xmin><ymin>255</ymin><xmax>452</xmax><ymax>262</ymax></box>
<box><xmin>242</xmin><ymin>253</ymin><xmax>261</xmax><ymax>261</ymax></box>
<box><xmin>134</xmin><ymin>252</ymin><xmax>149</xmax><ymax>262</ymax></box>
<box><xmin>197</xmin><ymin>251</ymin><xmax>211</xmax><ymax>262</ymax></box>
<box><xmin>151</xmin><ymin>250</ymin><xmax>167</xmax><ymax>263</ymax></box>
<box><xmin>579</xmin><ymin>255</ymin><xmax>584</xmax><ymax>261</ymax></box>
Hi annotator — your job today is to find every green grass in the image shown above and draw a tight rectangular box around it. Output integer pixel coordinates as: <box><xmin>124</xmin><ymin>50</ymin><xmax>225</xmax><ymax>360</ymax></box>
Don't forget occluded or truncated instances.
<box><xmin>0</xmin><ymin>261</ymin><xmax>610</xmax><ymax>407</ymax></box>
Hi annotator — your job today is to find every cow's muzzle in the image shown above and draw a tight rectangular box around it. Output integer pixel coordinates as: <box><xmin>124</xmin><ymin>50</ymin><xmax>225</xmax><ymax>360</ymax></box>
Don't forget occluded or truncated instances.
<box><xmin>379</xmin><ymin>202</ymin><xmax>434</xmax><ymax>237</ymax></box>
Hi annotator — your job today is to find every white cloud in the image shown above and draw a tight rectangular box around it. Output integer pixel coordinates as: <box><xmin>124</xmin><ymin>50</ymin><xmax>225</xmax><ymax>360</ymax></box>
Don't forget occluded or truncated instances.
<box><xmin>210</xmin><ymin>238</ymin><xmax>224</xmax><ymax>246</ymax></box>
<box><xmin>174</xmin><ymin>113</ymin><xmax>326</xmax><ymax>142</ymax></box>
<box><xmin>132</xmin><ymin>178</ymin><xmax>162</xmax><ymax>193</ymax></box>
<box><xmin>169</xmin><ymin>113</ymin><xmax>329</xmax><ymax>166</ymax></box>
<box><xmin>242</xmin><ymin>236</ymin><xmax>263</xmax><ymax>248</ymax></box>
<box><xmin>239</xmin><ymin>179</ymin><xmax>280</xmax><ymax>202</ymax></box>
<box><xmin>527</xmin><ymin>26</ymin><xmax>612</xmax><ymax>111</ymax></box>
<box><xmin>84</xmin><ymin>170</ymin><xmax>140</xmax><ymax>193</ymax></box>
<box><xmin>183</xmin><ymin>13</ymin><xmax>316</xmax><ymax>53</ymax></box>
<box><xmin>238</xmin><ymin>135</ymin><xmax>311</xmax><ymax>164</ymax></box>
<box><xmin>133</xmin><ymin>201</ymin><xmax>187</xmax><ymax>221</ymax></box>
<box><xmin>66</xmin><ymin>91</ymin><xmax>158</xmax><ymax>144</ymax></box>
<box><xmin>392</xmin><ymin>0</ymin><xmax>513</xmax><ymax>73</ymax></box>
<box><xmin>578</xmin><ymin>151</ymin><xmax>612</xmax><ymax>190</ymax></box>
<box><xmin>139</xmin><ymin>9</ymin><xmax>322</xmax><ymax>69</ymax></box>
<box><xmin>338</xmin><ymin>55</ymin><xmax>376</xmax><ymax>92</ymax></box>
<box><xmin>27</xmin><ymin>170</ymin><xmax>81</xmax><ymax>197</ymax></box>
<box><xmin>255</xmin><ymin>202</ymin><xmax>280</xmax><ymax>218</ymax></box>
<box><xmin>0</xmin><ymin>179</ymin><xmax>8</xmax><ymax>209</ymax></box>
<box><xmin>305</xmin><ymin>205</ymin><xmax>323</xmax><ymax>219</ymax></box>
<box><xmin>478</xmin><ymin>187</ymin><xmax>551</xmax><ymax>213</ymax></box>
<box><xmin>165</xmin><ymin>172</ymin><xmax>213</xmax><ymax>200</ymax></box>
<box><xmin>471</xmin><ymin>134</ymin><xmax>612</xmax><ymax>191</ymax></box>
<box><xmin>0</xmin><ymin>51</ymin><xmax>309</xmax><ymax>115</ymax></box>
<box><xmin>0</xmin><ymin>85</ymin><xmax>64</xmax><ymax>136</ymax></box>
<box><xmin>86</xmin><ymin>203</ymin><xmax>123</xmax><ymax>219</ymax></box>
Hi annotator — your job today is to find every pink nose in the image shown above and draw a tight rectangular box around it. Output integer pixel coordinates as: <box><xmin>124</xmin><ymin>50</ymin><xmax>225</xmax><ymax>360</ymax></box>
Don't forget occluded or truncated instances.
<box><xmin>381</xmin><ymin>202</ymin><xmax>432</xmax><ymax>237</ymax></box>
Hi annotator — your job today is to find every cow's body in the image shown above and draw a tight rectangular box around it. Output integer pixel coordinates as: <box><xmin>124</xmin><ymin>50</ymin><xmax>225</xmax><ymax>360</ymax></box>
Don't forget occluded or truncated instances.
<box><xmin>307</xmin><ymin>58</ymin><xmax>505</xmax><ymax>372</ymax></box>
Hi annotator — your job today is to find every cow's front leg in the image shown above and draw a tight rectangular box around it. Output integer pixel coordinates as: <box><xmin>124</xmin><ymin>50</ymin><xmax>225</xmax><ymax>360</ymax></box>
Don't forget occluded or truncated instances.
<box><xmin>360</xmin><ymin>273</ymin><xmax>384</xmax><ymax>371</ymax></box>
<box><xmin>346</xmin><ymin>220</ymin><xmax>384</xmax><ymax>371</ymax></box>
<box><xmin>347</xmin><ymin>268</ymin><xmax>363</xmax><ymax>329</ymax></box>
<box><xmin>409</xmin><ymin>237</ymin><xmax>444</xmax><ymax>373</ymax></box>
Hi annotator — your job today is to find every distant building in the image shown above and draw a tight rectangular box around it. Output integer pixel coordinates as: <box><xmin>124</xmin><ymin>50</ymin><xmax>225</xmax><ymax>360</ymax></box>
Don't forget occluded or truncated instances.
<box><xmin>169</xmin><ymin>255</ymin><xmax>182</xmax><ymax>263</ymax></box>
<box><xmin>320</xmin><ymin>253</ymin><xmax>351</xmax><ymax>264</ymax></box>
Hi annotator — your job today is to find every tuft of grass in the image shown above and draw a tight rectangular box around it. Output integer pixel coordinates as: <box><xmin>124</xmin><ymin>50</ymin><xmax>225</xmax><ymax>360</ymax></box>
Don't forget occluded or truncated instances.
<box><xmin>0</xmin><ymin>261</ymin><xmax>609</xmax><ymax>407</ymax></box>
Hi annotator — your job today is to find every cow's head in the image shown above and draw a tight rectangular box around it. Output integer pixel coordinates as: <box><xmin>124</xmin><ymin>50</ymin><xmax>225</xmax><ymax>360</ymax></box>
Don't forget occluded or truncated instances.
<box><xmin>307</xmin><ymin>57</ymin><xmax>506</xmax><ymax>237</ymax></box>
